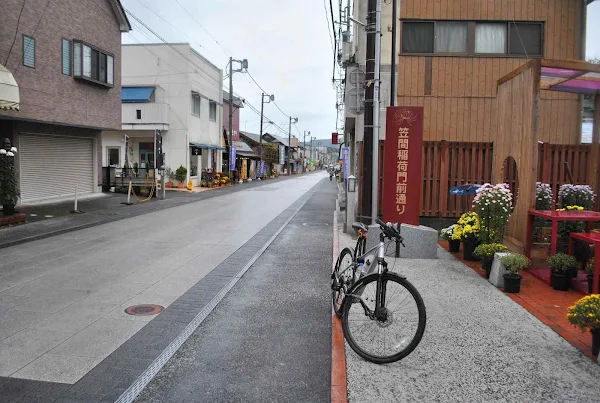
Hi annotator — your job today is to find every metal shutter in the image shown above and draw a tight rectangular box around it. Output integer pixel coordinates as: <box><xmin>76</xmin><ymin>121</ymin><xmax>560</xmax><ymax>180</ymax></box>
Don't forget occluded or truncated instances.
<box><xmin>19</xmin><ymin>134</ymin><xmax>94</xmax><ymax>202</ymax></box>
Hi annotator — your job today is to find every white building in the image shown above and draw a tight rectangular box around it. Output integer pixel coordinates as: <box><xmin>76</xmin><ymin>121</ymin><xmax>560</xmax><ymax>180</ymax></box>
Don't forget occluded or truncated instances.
<box><xmin>101</xmin><ymin>43</ymin><xmax>223</xmax><ymax>186</ymax></box>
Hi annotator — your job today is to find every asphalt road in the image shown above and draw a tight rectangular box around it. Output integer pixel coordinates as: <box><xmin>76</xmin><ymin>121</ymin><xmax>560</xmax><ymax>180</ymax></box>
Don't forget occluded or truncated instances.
<box><xmin>135</xmin><ymin>178</ymin><xmax>337</xmax><ymax>403</ymax></box>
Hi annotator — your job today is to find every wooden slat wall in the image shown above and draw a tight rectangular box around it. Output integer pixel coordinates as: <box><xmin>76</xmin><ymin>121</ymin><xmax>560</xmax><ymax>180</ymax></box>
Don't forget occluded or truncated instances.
<box><xmin>398</xmin><ymin>0</ymin><xmax>583</xmax><ymax>144</ymax></box>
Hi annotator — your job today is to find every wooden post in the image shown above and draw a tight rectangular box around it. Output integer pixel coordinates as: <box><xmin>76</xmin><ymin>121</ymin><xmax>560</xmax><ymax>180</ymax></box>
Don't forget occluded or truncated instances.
<box><xmin>592</xmin><ymin>94</ymin><xmax>600</xmax><ymax>211</ymax></box>
<box><xmin>439</xmin><ymin>140</ymin><xmax>449</xmax><ymax>217</ymax></box>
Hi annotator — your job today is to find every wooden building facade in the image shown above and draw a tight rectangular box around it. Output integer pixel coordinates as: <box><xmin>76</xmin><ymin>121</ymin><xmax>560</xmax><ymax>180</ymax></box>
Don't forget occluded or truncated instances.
<box><xmin>397</xmin><ymin>0</ymin><xmax>586</xmax><ymax>145</ymax></box>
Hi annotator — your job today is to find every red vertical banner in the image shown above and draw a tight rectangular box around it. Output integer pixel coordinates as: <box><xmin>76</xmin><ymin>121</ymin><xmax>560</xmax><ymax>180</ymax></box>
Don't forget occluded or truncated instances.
<box><xmin>382</xmin><ymin>106</ymin><xmax>423</xmax><ymax>225</ymax></box>
<box><xmin>332</xmin><ymin>133</ymin><xmax>339</xmax><ymax>145</ymax></box>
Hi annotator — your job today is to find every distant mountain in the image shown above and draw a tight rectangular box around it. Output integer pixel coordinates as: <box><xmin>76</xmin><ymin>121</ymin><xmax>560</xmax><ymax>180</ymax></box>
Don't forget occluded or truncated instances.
<box><xmin>300</xmin><ymin>137</ymin><xmax>344</xmax><ymax>149</ymax></box>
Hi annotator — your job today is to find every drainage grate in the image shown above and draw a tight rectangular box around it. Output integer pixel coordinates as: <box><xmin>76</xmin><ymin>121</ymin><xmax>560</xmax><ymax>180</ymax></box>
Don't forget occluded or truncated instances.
<box><xmin>125</xmin><ymin>304</ymin><xmax>164</xmax><ymax>316</ymax></box>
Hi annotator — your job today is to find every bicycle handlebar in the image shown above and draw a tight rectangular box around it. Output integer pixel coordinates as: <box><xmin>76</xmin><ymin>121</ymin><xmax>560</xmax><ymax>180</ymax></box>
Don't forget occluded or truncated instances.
<box><xmin>374</xmin><ymin>218</ymin><xmax>404</xmax><ymax>244</ymax></box>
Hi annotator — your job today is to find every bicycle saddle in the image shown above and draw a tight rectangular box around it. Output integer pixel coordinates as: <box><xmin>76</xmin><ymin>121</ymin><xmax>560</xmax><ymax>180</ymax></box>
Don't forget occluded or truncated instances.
<box><xmin>352</xmin><ymin>222</ymin><xmax>368</xmax><ymax>233</ymax></box>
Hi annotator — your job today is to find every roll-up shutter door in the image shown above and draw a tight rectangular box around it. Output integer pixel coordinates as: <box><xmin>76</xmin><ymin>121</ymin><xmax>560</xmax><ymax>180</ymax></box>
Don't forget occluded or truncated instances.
<box><xmin>19</xmin><ymin>134</ymin><xmax>94</xmax><ymax>202</ymax></box>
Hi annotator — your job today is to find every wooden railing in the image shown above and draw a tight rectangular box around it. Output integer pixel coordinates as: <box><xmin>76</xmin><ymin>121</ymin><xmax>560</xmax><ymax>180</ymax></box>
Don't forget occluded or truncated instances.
<box><xmin>421</xmin><ymin>141</ymin><xmax>592</xmax><ymax>217</ymax></box>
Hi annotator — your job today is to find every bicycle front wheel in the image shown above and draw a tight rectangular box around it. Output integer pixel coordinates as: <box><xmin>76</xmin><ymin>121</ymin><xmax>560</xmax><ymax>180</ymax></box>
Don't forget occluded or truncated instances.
<box><xmin>342</xmin><ymin>272</ymin><xmax>426</xmax><ymax>364</ymax></box>
<box><xmin>332</xmin><ymin>247</ymin><xmax>355</xmax><ymax>318</ymax></box>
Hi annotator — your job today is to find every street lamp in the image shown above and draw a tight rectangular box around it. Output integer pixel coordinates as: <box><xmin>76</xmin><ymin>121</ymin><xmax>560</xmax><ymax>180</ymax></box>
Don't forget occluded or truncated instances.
<box><xmin>259</xmin><ymin>92</ymin><xmax>274</xmax><ymax>178</ymax></box>
<box><xmin>228</xmin><ymin>57</ymin><xmax>248</xmax><ymax>183</ymax></box>
<box><xmin>288</xmin><ymin>116</ymin><xmax>298</xmax><ymax>174</ymax></box>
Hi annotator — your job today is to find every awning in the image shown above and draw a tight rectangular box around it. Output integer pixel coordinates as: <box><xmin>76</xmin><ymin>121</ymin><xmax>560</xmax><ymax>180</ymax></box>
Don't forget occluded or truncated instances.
<box><xmin>0</xmin><ymin>64</ymin><xmax>19</xmax><ymax>111</ymax></box>
<box><xmin>122</xmin><ymin>87</ymin><xmax>155</xmax><ymax>103</ymax></box>
<box><xmin>189</xmin><ymin>142</ymin><xmax>226</xmax><ymax>150</ymax></box>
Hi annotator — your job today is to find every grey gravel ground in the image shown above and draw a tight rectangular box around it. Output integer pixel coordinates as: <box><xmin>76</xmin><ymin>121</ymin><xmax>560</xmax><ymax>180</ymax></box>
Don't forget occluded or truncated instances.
<box><xmin>343</xmin><ymin>235</ymin><xmax>600</xmax><ymax>403</ymax></box>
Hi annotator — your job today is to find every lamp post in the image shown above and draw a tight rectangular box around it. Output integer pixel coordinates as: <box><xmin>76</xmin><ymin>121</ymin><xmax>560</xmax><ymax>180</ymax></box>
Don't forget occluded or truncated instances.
<box><xmin>303</xmin><ymin>130</ymin><xmax>310</xmax><ymax>172</ymax></box>
<box><xmin>228</xmin><ymin>57</ymin><xmax>248</xmax><ymax>184</ymax></box>
<box><xmin>259</xmin><ymin>92</ymin><xmax>274</xmax><ymax>178</ymax></box>
<box><xmin>288</xmin><ymin>116</ymin><xmax>298</xmax><ymax>174</ymax></box>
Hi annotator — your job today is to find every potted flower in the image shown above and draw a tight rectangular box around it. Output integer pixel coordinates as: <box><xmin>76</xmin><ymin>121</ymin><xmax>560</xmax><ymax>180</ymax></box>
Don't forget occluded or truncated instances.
<box><xmin>472</xmin><ymin>183</ymin><xmax>513</xmax><ymax>244</ymax></box>
<box><xmin>585</xmin><ymin>259</ymin><xmax>600</xmax><ymax>294</ymax></box>
<box><xmin>175</xmin><ymin>165</ymin><xmax>187</xmax><ymax>189</ymax></box>
<box><xmin>500</xmin><ymin>253</ymin><xmax>529</xmax><ymax>293</ymax></box>
<box><xmin>454</xmin><ymin>211</ymin><xmax>481</xmax><ymax>261</ymax></box>
<box><xmin>164</xmin><ymin>167</ymin><xmax>174</xmax><ymax>188</ymax></box>
<box><xmin>532</xmin><ymin>183</ymin><xmax>553</xmax><ymax>259</ymax></box>
<box><xmin>440</xmin><ymin>225</ymin><xmax>460</xmax><ymax>253</ymax></box>
<box><xmin>567</xmin><ymin>295</ymin><xmax>600</xmax><ymax>356</ymax></box>
<box><xmin>547</xmin><ymin>253</ymin><xmax>578</xmax><ymax>291</ymax></box>
<box><xmin>473</xmin><ymin>243</ymin><xmax>509</xmax><ymax>279</ymax></box>
<box><xmin>0</xmin><ymin>141</ymin><xmax>20</xmax><ymax>216</ymax></box>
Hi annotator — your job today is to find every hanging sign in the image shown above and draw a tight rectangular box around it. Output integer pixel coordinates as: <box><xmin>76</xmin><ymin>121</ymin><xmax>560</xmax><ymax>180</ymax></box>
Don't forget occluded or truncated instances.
<box><xmin>279</xmin><ymin>145</ymin><xmax>285</xmax><ymax>165</ymax></box>
<box><xmin>342</xmin><ymin>147</ymin><xmax>349</xmax><ymax>182</ymax></box>
<box><xmin>229</xmin><ymin>146</ymin><xmax>236</xmax><ymax>171</ymax></box>
<box><xmin>382</xmin><ymin>106</ymin><xmax>423</xmax><ymax>226</ymax></box>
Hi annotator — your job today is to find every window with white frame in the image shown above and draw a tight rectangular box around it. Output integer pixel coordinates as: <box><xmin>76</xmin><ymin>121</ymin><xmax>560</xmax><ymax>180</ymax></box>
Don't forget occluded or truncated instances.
<box><xmin>107</xmin><ymin>147</ymin><xmax>120</xmax><ymax>167</ymax></box>
<box><xmin>73</xmin><ymin>40</ymin><xmax>114</xmax><ymax>86</ymax></box>
<box><xmin>192</xmin><ymin>93</ymin><xmax>201</xmax><ymax>116</ymax></box>
<box><xmin>209</xmin><ymin>101</ymin><xmax>217</xmax><ymax>121</ymax></box>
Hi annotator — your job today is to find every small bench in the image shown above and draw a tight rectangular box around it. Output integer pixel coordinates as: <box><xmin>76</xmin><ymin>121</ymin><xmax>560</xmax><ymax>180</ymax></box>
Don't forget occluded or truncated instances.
<box><xmin>569</xmin><ymin>232</ymin><xmax>600</xmax><ymax>293</ymax></box>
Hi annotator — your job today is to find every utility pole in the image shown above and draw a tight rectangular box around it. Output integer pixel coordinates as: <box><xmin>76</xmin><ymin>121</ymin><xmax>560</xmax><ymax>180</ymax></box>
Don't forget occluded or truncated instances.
<box><xmin>259</xmin><ymin>93</ymin><xmax>274</xmax><ymax>178</ymax></box>
<box><xmin>228</xmin><ymin>57</ymin><xmax>248</xmax><ymax>184</ymax></box>
<box><xmin>288</xmin><ymin>116</ymin><xmax>298</xmax><ymax>174</ymax></box>
<box><xmin>390</xmin><ymin>0</ymin><xmax>397</xmax><ymax>107</ymax></box>
<box><xmin>371</xmin><ymin>0</ymin><xmax>382</xmax><ymax>223</ymax></box>
<box><xmin>303</xmin><ymin>130</ymin><xmax>310</xmax><ymax>172</ymax></box>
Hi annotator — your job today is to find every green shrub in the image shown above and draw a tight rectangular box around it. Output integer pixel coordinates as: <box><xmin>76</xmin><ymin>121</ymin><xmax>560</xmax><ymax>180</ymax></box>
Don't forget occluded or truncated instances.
<box><xmin>585</xmin><ymin>258</ymin><xmax>595</xmax><ymax>275</ymax></box>
<box><xmin>547</xmin><ymin>253</ymin><xmax>578</xmax><ymax>273</ymax></box>
<box><xmin>473</xmin><ymin>243</ymin><xmax>508</xmax><ymax>259</ymax></box>
<box><xmin>500</xmin><ymin>254</ymin><xmax>530</xmax><ymax>274</ymax></box>
<box><xmin>175</xmin><ymin>165</ymin><xmax>187</xmax><ymax>183</ymax></box>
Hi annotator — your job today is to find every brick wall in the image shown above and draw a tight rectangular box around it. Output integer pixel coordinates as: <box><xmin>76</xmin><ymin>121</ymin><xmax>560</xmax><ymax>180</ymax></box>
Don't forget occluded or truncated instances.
<box><xmin>0</xmin><ymin>0</ymin><xmax>123</xmax><ymax>130</ymax></box>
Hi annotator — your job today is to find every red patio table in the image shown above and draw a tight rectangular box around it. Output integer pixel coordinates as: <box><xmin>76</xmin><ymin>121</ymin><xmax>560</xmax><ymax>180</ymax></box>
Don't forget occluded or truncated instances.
<box><xmin>569</xmin><ymin>232</ymin><xmax>600</xmax><ymax>294</ymax></box>
<box><xmin>525</xmin><ymin>210</ymin><xmax>600</xmax><ymax>260</ymax></box>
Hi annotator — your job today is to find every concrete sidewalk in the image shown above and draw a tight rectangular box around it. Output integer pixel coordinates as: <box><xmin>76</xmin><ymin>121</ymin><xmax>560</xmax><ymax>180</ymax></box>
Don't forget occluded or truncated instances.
<box><xmin>337</xmin><ymin>217</ymin><xmax>600</xmax><ymax>402</ymax></box>
<box><xmin>0</xmin><ymin>174</ymin><xmax>307</xmax><ymax>249</ymax></box>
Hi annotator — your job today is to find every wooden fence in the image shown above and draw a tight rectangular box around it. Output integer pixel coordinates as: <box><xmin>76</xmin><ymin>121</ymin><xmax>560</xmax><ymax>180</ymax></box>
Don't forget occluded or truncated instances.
<box><xmin>421</xmin><ymin>141</ymin><xmax>592</xmax><ymax>217</ymax></box>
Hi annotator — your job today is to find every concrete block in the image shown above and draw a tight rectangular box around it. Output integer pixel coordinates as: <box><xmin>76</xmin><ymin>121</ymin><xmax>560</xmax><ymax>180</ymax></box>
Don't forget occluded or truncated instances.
<box><xmin>399</xmin><ymin>224</ymin><xmax>438</xmax><ymax>259</ymax></box>
<box><xmin>489</xmin><ymin>253</ymin><xmax>510</xmax><ymax>287</ymax></box>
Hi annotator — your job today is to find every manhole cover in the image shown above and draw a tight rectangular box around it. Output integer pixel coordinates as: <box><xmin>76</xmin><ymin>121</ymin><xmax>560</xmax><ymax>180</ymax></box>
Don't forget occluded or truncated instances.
<box><xmin>125</xmin><ymin>304</ymin><xmax>164</xmax><ymax>316</ymax></box>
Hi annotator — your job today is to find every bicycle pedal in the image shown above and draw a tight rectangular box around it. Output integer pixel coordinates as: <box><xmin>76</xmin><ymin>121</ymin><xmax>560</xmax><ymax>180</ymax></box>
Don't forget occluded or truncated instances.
<box><xmin>331</xmin><ymin>282</ymin><xmax>342</xmax><ymax>291</ymax></box>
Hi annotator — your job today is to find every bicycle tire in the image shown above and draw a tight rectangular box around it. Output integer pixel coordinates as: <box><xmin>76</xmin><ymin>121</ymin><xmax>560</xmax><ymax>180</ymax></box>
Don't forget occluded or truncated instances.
<box><xmin>332</xmin><ymin>247</ymin><xmax>355</xmax><ymax>318</ymax></box>
<box><xmin>341</xmin><ymin>272</ymin><xmax>426</xmax><ymax>364</ymax></box>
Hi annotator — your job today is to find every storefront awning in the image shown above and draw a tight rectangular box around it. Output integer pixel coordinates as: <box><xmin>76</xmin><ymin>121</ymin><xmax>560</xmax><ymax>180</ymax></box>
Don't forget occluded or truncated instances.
<box><xmin>189</xmin><ymin>141</ymin><xmax>226</xmax><ymax>150</ymax></box>
<box><xmin>0</xmin><ymin>64</ymin><xmax>19</xmax><ymax>111</ymax></box>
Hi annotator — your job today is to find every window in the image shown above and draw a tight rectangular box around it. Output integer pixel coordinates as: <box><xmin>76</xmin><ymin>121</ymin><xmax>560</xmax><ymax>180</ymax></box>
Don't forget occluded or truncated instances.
<box><xmin>62</xmin><ymin>39</ymin><xmax>71</xmax><ymax>75</ymax></box>
<box><xmin>23</xmin><ymin>35</ymin><xmax>35</xmax><ymax>68</ymax></box>
<box><xmin>434</xmin><ymin>22</ymin><xmax>467</xmax><ymax>53</ymax></box>
<box><xmin>475</xmin><ymin>23</ymin><xmax>507</xmax><ymax>54</ymax></box>
<box><xmin>402</xmin><ymin>22</ymin><xmax>433</xmax><ymax>53</ymax></box>
<box><xmin>136</xmin><ymin>109</ymin><xmax>142</xmax><ymax>119</ymax></box>
<box><xmin>509</xmin><ymin>23</ymin><xmax>543</xmax><ymax>56</ymax></box>
<box><xmin>192</xmin><ymin>94</ymin><xmax>201</xmax><ymax>116</ymax></box>
<box><xmin>402</xmin><ymin>20</ymin><xmax>543</xmax><ymax>57</ymax></box>
<box><xmin>209</xmin><ymin>101</ymin><xmax>217</xmax><ymax>121</ymax></box>
<box><xmin>107</xmin><ymin>147</ymin><xmax>120</xmax><ymax>167</ymax></box>
<box><xmin>73</xmin><ymin>40</ymin><xmax>114</xmax><ymax>86</ymax></box>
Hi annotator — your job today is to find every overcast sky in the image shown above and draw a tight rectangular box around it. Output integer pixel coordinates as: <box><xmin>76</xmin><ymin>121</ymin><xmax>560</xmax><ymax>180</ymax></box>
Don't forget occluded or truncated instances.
<box><xmin>122</xmin><ymin>0</ymin><xmax>600</xmax><ymax>141</ymax></box>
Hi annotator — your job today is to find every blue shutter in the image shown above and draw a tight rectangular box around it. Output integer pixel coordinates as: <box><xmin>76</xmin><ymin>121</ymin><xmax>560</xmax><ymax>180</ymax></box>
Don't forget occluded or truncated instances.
<box><xmin>62</xmin><ymin>39</ymin><xmax>71</xmax><ymax>75</ymax></box>
<box><xmin>23</xmin><ymin>36</ymin><xmax>35</xmax><ymax>68</ymax></box>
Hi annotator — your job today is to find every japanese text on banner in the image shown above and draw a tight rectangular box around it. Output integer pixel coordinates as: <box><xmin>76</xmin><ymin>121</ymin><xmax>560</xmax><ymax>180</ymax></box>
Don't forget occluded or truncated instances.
<box><xmin>396</xmin><ymin>127</ymin><xmax>409</xmax><ymax>215</ymax></box>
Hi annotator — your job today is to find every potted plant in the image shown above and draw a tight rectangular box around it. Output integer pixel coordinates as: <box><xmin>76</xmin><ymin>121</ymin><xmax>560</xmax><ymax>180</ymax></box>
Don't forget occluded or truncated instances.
<box><xmin>585</xmin><ymin>258</ymin><xmax>600</xmax><ymax>294</ymax></box>
<box><xmin>440</xmin><ymin>225</ymin><xmax>460</xmax><ymax>252</ymax></box>
<box><xmin>472</xmin><ymin>183</ymin><xmax>513</xmax><ymax>244</ymax></box>
<box><xmin>0</xmin><ymin>141</ymin><xmax>19</xmax><ymax>216</ymax></box>
<box><xmin>500</xmin><ymin>253</ymin><xmax>529</xmax><ymax>293</ymax></box>
<box><xmin>474</xmin><ymin>243</ymin><xmax>509</xmax><ymax>279</ymax></box>
<box><xmin>567</xmin><ymin>295</ymin><xmax>600</xmax><ymax>356</ymax></box>
<box><xmin>454</xmin><ymin>211</ymin><xmax>481</xmax><ymax>261</ymax></box>
<box><xmin>175</xmin><ymin>165</ymin><xmax>187</xmax><ymax>189</ymax></box>
<box><xmin>164</xmin><ymin>167</ymin><xmax>174</xmax><ymax>188</ymax></box>
<box><xmin>133</xmin><ymin>161</ymin><xmax>139</xmax><ymax>176</ymax></box>
<box><xmin>547</xmin><ymin>253</ymin><xmax>578</xmax><ymax>291</ymax></box>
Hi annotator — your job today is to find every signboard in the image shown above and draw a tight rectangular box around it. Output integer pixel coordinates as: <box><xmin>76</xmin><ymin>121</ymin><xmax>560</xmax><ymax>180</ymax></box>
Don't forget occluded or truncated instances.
<box><xmin>249</xmin><ymin>160</ymin><xmax>256</xmax><ymax>179</ymax></box>
<box><xmin>260</xmin><ymin>161</ymin><xmax>265</xmax><ymax>177</ymax></box>
<box><xmin>341</xmin><ymin>147</ymin><xmax>349</xmax><ymax>182</ymax></box>
<box><xmin>382</xmin><ymin>106</ymin><xmax>423</xmax><ymax>226</ymax></box>
<box><xmin>241</xmin><ymin>159</ymin><xmax>248</xmax><ymax>180</ymax></box>
<box><xmin>229</xmin><ymin>146</ymin><xmax>236</xmax><ymax>171</ymax></box>
<box><xmin>279</xmin><ymin>145</ymin><xmax>285</xmax><ymax>165</ymax></box>
<box><xmin>332</xmin><ymin>133</ymin><xmax>339</xmax><ymax>145</ymax></box>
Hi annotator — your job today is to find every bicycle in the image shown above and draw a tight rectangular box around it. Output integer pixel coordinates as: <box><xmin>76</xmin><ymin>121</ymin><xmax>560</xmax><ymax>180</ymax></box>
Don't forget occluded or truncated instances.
<box><xmin>331</xmin><ymin>218</ymin><xmax>427</xmax><ymax>364</ymax></box>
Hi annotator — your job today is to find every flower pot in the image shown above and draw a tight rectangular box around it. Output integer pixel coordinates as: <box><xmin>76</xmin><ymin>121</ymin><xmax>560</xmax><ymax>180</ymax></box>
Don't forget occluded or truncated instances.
<box><xmin>2</xmin><ymin>203</ymin><xmax>16</xmax><ymax>216</ymax></box>
<box><xmin>503</xmin><ymin>273</ymin><xmax>522</xmax><ymax>293</ymax></box>
<box><xmin>551</xmin><ymin>271</ymin><xmax>570</xmax><ymax>291</ymax></box>
<box><xmin>462</xmin><ymin>241</ymin><xmax>480</xmax><ymax>261</ymax></box>
<box><xmin>177</xmin><ymin>183</ymin><xmax>185</xmax><ymax>189</ymax></box>
<box><xmin>166</xmin><ymin>181</ymin><xmax>173</xmax><ymax>188</ymax></box>
<box><xmin>592</xmin><ymin>328</ymin><xmax>600</xmax><ymax>357</ymax></box>
<box><xmin>448</xmin><ymin>240</ymin><xmax>460</xmax><ymax>253</ymax></box>
<box><xmin>568</xmin><ymin>267</ymin><xmax>579</xmax><ymax>279</ymax></box>
<box><xmin>482</xmin><ymin>256</ymin><xmax>494</xmax><ymax>279</ymax></box>
<box><xmin>587</xmin><ymin>274</ymin><xmax>600</xmax><ymax>294</ymax></box>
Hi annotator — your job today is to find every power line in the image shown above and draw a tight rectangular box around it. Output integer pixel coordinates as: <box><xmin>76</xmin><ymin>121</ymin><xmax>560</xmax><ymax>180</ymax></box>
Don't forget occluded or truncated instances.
<box><xmin>4</xmin><ymin>0</ymin><xmax>27</xmax><ymax>65</ymax></box>
<box><xmin>246</xmin><ymin>70</ymin><xmax>292</xmax><ymax>119</ymax></box>
<box><xmin>13</xmin><ymin>0</ymin><xmax>51</xmax><ymax>75</ymax></box>
<box><xmin>173</xmin><ymin>0</ymin><xmax>231</xmax><ymax>57</ymax></box>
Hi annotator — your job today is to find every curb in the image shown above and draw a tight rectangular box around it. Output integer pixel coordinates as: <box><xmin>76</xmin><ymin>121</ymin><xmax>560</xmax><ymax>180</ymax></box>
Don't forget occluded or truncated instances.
<box><xmin>331</xmin><ymin>203</ymin><xmax>349</xmax><ymax>403</ymax></box>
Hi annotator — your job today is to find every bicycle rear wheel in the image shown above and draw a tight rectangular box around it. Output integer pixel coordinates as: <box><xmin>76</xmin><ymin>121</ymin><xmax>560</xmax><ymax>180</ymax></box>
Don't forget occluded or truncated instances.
<box><xmin>341</xmin><ymin>272</ymin><xmax>426</xmax><ymax>364</ymax></box>
<box><xmin>332</xmin><ymin>247</ymin><xmax>355</xmax><ymax>318</ymax></box>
